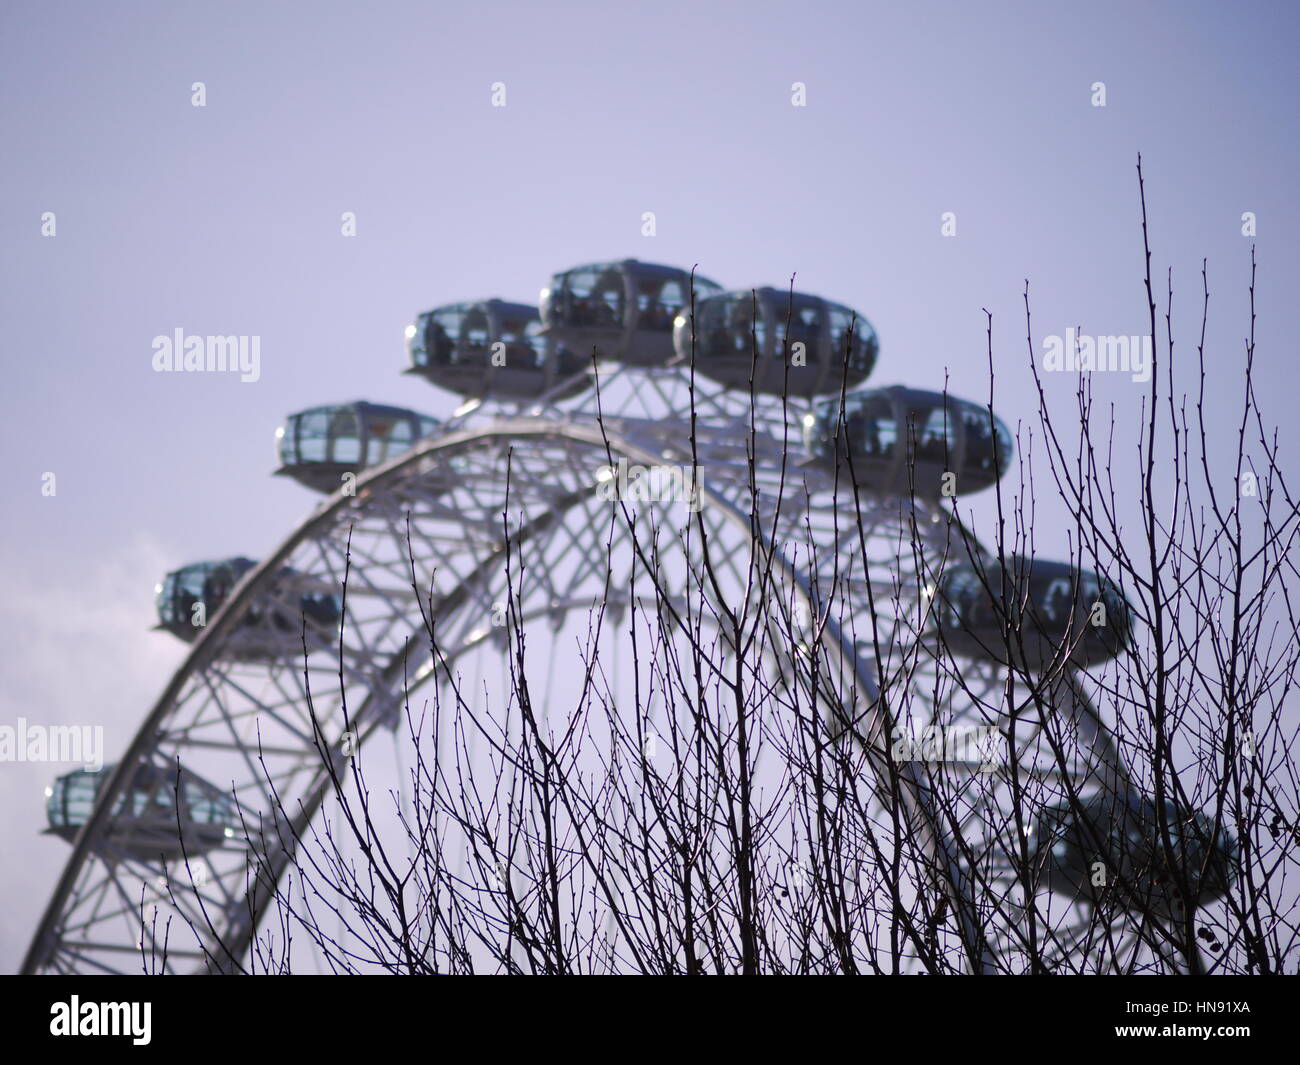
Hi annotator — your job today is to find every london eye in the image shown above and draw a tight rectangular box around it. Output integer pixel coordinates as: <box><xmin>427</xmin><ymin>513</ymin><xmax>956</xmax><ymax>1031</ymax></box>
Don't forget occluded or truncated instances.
<box><xmin>22</xmin><ymin>259</ymin><xmax>1232</xmax><ymax>975</ymax></box>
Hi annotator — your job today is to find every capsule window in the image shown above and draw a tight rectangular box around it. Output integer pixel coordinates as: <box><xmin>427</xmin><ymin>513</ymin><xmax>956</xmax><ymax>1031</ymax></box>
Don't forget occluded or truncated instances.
<box><xmin>827</xmin><ymin>306</ymin><xmax>857</xmax><ymax>362</ymax></box>
<box><xmin>564</xmin><ymin>269</ymin><xmax>598</xmax><ymax>302</ymax></box>
<box><xmin>591</xmin><ymin>270</ymin><xmax>623</xmax><ymax>326</ymax></box>
<box><xmin>158</xmin><ymin>567</ymin><xmax>207</xmax><ymax>627</ymax></box>
<box><xmin>961</xmin><ymin>408</ymin><xmax>992</xmax><ymax>471</ymax></box>
<box><xmin>462</xmin><ymin>307</ymin><xmax>490</xmax><ymax>351</ymax></box>
<box><xmin>960</xmin><ymin>407</ymin><xmax>1010</xmax><ymax>476</ymax></box>
<box><xmin>328</xmin><ymin>409</ymin><xmax>361</xmax><ymax>464</ymax></box>
<box><xmin>409</xmin><ymin>313</ymin><xmax>432</xmax><ymax>368</ymax></box>
<box><xmin>636</xmin><ymin>278</ymin><xmax>682</xmax><ymax>331</ymax></box>
<box><xmin>173</xmin><ymin>573</ymin><xmax>199</xmax><ymax>621</ymax></box>
<box><xmin>277</xmin><ymin>423</ymin><xmax>295</xmax><ymax>466</ymax></box>
<box><xmin>498</xmin><ymin>312</ymin><xmax>541</xmax><ymax>369</ymax></box>
<box><xmin>364</xmin><ymin>416</ymin><xmax>391</xmax><ymax>465</ymax></box>
<box><xmin>201</xmin><ymin>566</ymin><xmax>237</xmax><ymax>607</ymax></box>
<box><xmin>392</xmin><ymin>417</ymin><xmax>417</xmax><ymax>454</ymax></box>
<box><xmin>365</xmin><ymin>416</ymin><xmax>412</xmax><ymax>465</ymax></box>
<box><xmin>296</xmin><ymin>410</ymin><xmax>330</xmax><ymax>464</ymax></box>
<box><xmin>848</xmin><ymin>395</ymin><xmax>898</xmax><ymax>458</ymax></box>
<box><xmin>995</xmin><ymin>421</ymin><xmax>1013</xmax><ymax>474</ymax></box>
<box><xmin>1038</xmin><ymin>575</ymin><xmax>1078</xmax><ymax>624</ymax></box>
<box><xmin>524</xmin><ymin>319</ymin><xmax>548</xmax><ymax>368</ymax></box>
<box><xmin>723</xmin><ymin>295</ymin><xmax>766</xmax><ymax>355</ymax></box>
<box><xmin>942</xmin><ymin>568</ymin><xmax>985</xmax><ymax>625</ymax></box>
<box><xmin>775</xmin><ymin>302</ymin><xmax>823</xmax><ymax>361</ymax></box>
<box><xmin>427</xmin><ymin>311</ymin><xmax>460</xmax><ymax>364</ymax></box>
<box><xmin>909</xmin><ymin>406</ymin><xmax>955</xmax><ymax>462</ymax></box>
<box><xmin>563</xmin><ymin>268</ymin><xmax>616</xmax><ymax>327</ymax></box>
<box><xmin>48</xmin><ymin>771</ymin><xmax>98</xmax><ymax>828</ymax></box>
<box><xmin>695</xmin><ymin>296</ymin><xmax>726</xmax><ymax>355</ymax></box>
<box><xmin>554</xmin><ymin>340</ymin><xmax>586</xmax><ymax>377</ymax></box>
<box><xmin>660</xmin><ymin>280</ymin><xmax>685</xmax><ymax>318</ymax></box>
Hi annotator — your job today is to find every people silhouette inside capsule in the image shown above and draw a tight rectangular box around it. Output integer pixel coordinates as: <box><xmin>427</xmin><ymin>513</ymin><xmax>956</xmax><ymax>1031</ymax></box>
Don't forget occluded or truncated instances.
<box><xmin>275</xmin><ymin>401</ymin><xmax>439</xmax><ymax>494</ymax></box>
<box><xmin>680</xmin><ymin>288</ymin><xmax>878</xmax><ymax>396</ymax></box>
<box><xmin>1028</xmin><ymin>791</ymin><xmax>1236</xmax><ymax>917</ymax></box>
<box><xmin>931</xmin><ymin>555</ymin><xmax>1133</xmax><ymax>669</ymax></box>
<box><xmin>804</xmin><ymin>386</ymin><xmax>1011</xmax><ymax>497</ymax></box>
<box><xmin>407</xmin><ymin>299</ymin><xmax>589</xmax><ymax>400</ymax></box>
<box><xmin>155</xmin><ymin>558</ymin><xmax>342</xmax><ymax>659</ymax></box>
<box><xmin>541</xmin><ymin>260</ymin><xmax>723</xmax><ymax>366</ymax></box>
<box><xmin>45</xmin><ymin>762</ymin><xmax>239</xmax><ymax>860</ymax></box>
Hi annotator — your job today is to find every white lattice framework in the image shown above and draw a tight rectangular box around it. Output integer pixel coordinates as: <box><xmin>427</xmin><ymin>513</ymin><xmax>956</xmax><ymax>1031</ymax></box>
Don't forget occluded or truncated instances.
<box><xmin>24</xmin><ymin>362</ymin><xmax>1179</xmax><ymax>975</ymax></box>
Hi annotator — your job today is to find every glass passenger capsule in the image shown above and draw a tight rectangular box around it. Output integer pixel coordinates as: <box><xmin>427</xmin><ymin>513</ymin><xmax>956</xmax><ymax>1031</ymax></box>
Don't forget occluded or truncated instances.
<box><xmin>406</xmin><ymin>299</ymin><xmax>591</xmax><ymax>400</ymax></box>
<box><xmin>45</xmin><ymin>762</ymin><xmax>239</xmax><ymax>859</ymax></box>
<box><xmin>540</xmin><ymin>259</ymin><xmax>723</xmax><ymax>366</ymax></box>
<box><xmin>154</xmin><ymin>558</ymin><xmax>342</xmax><ymax>659</ymax></box>
<box><xmin>677</xmin><ymin>287</ymin><xmax>879</xmax><ymax>396</ymax></box>
<box><xmin>803</xmin><ymin>386</ymin><xmax>1012</xmax><ymax>498</ymax></box>
<box><xmin>932</xmin><ymin>555</ymin><xmax>1133</xmax><ymax>669</ymax></box>
<box><xmin>1029</xmin><ymin>791</ymin><xmax>1237</xmax><ymax>915</ymax></box>
<box><xmin>275</xmin><ymin>401</ymin><xmax>439</xmax><ymax>493</ymax></box>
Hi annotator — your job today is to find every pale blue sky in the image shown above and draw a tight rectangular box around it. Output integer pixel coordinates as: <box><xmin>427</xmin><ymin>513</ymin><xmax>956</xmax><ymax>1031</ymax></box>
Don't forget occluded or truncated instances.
<box><xmin>1</xmin><ymin>0</ymin><xmax>1296</xmax><ymax>970</ymax></box>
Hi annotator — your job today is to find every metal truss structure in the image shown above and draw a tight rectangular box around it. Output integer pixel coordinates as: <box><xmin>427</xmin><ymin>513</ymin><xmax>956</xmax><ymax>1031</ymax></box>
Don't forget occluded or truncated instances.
<box><xmin>23</xmin><ymin>362</ymin><xmax>1168</xmax><ymax>975</ymax></box>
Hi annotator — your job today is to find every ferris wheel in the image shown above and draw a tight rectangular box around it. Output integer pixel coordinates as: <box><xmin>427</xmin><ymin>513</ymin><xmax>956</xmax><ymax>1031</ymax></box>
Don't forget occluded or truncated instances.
<box><xmin>23</xmin><ymin>260</ymin><xmax>1231</xmax><ymax>975</ymax></box>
